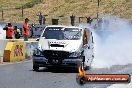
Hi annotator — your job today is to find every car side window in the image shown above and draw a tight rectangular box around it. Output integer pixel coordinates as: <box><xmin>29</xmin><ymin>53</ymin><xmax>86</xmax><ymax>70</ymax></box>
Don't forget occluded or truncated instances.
<box><xmin>83</xmin><ymin>29</ymin><xmax>90</xmax><ymax>45</ymax></box>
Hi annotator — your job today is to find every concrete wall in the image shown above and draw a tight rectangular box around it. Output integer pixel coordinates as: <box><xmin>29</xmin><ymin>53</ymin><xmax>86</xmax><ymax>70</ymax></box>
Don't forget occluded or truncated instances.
<box><xmin>0</xmin><ymin>39</ymin><xmax>38</xmax><ymax>62</ymax></box>
<box><xmin>0</xmin><ymin>40</ymin><xmax>8</xmax><ymax>56</ymax></box>
<box><xmin>0</xmin><ymin>40</ymin><xmax>8</xmax><ymax>62</ymax></box>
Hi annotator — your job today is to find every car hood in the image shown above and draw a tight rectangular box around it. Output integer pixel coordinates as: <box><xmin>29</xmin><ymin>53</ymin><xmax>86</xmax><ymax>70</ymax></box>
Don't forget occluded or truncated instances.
<box><xmin>39</xmin><ymin>39</ymin><xmax>83</xmax><ymax>52</ymax></box>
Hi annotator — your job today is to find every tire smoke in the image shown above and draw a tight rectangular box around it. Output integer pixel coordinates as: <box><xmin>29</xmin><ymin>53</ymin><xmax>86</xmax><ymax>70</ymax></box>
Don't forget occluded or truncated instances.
<box><xmin>0</xmin><ymin>26</ymin><xmax>6</xmax><ymax>39</ymax></box>
<box><xmin>80</xmin><ymin>15</ymin><xmax>132</xmax><ymax>68</ymax></box>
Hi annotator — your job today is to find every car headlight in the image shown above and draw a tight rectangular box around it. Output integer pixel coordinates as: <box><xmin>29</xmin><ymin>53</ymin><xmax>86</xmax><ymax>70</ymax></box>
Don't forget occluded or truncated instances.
<box><xmin>33</xmin><ymin>49</ymin><xmax>44</xmax><ymax>56</ymax></box>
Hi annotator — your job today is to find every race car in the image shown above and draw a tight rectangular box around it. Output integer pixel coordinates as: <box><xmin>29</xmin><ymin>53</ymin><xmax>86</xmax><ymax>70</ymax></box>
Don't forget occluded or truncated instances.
<box><xmin>33</xmin><ymin>25</ymin><xmax>94</xmax><ymax>71</ymax></box>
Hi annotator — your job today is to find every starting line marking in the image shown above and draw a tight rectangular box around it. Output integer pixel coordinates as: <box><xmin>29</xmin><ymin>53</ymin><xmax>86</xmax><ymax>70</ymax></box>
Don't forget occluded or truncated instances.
<box><xmin>0</xmin><ymin>60</ymin><xmax>32</xmax><ymax>66</ymax></box>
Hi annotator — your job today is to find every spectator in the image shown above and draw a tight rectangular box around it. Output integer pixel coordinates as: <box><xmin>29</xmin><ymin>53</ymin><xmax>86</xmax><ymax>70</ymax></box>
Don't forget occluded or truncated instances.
<box><xmin>14</xmin><ymin>26</ymin><xmax>20</xmax><ymax>39</ymax></box>
<box><xmin>23</xmin><ymin>18</ymin><xmax>30</xmax><ymax>41</ymax></box>
<box><xmin>86</xmin><ymin>17</ymin><xmax>93</xmax><ymax>24</ymax></box>
<box><xmin>3</xmin><ymin>23</ymin><xmax>14</xmax><ymax>39</ymax></box>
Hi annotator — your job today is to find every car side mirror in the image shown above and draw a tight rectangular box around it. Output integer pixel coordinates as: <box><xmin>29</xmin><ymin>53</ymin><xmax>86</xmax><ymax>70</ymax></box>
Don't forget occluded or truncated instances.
<box><xmin>36</xmin><ymin>38</ymin><xmax>39</xmax><ymax>41</ymax></box>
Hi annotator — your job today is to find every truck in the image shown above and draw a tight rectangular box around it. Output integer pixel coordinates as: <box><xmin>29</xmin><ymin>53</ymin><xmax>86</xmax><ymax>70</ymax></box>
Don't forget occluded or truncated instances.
<box><xmin>33</xmin><ymin>25</ymin><xmax>94</xmax><ymax>71</ymax></box>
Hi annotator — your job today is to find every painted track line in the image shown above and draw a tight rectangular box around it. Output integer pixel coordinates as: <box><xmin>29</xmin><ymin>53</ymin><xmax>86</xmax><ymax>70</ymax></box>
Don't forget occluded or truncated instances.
<box><xmin>0</xmin><ymin>60</ymin><xmax>32</xmax><ymax>66</ymax></box>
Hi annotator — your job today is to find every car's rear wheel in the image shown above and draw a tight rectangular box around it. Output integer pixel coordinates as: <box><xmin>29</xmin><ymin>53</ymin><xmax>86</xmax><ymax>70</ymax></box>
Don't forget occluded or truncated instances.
<box><xmin>82</xmin><ymin>56</ymin><xmax>91</xmax><ymax>71</ymax></box>
<box><xmin>33</xmin><ymin>65</ymin><xmax>39</xmax><ymax>71</ymax></box>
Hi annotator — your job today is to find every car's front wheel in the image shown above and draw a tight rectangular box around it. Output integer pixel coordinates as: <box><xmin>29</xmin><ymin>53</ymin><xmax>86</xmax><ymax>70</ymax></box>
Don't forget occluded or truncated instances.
<box><xmin>82</xmin><ymin>56</ymin><xmax>91</xmax><ymax>71</ymax></box>
<box><xmin>33</xmin><ymin>65</ymin><xmax>39</xmax><ymax>71</ymax></box>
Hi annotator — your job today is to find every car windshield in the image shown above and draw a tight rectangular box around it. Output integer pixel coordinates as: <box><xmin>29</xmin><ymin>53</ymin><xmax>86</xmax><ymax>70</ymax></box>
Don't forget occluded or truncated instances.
<box><xmin>42</xmin><ymin>27</ymin><xmax>82</xmax><ymax>40</ymax></box>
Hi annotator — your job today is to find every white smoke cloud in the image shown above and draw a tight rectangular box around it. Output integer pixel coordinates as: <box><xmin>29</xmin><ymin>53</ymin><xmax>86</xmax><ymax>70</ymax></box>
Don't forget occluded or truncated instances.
<box><xmin>0</xmin><ymin>25</ymin><xmax>6</xmax><ymax>39</ymax></box>
<box><xmin>92</xmin><ymin>16</ymin><xmax>132</xmax><ymax>68</ymax></box>
<box><xmin>80</xmin><ymin>15</ymin><xmax>132</xmax><ymax>68</ymax></box>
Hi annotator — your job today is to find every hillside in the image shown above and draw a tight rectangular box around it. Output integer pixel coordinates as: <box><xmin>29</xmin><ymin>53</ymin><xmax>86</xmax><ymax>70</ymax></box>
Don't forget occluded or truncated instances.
<box><xmin>0</xmin><ymin>0</ymin><xmax>131</xmax><ymax>23</ymax></box>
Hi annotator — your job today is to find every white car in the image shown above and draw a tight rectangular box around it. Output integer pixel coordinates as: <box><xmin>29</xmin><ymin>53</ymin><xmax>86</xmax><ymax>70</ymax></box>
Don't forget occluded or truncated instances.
<box><xmin>33</xmin><ymin>25</ymin><xmax>94</xmax><ymax>71</ymax></box>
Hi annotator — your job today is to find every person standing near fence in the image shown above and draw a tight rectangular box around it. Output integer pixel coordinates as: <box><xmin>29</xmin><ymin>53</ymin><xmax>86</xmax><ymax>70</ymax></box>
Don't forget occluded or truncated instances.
<box><xmin>3</xmin><ymin>23</ymin><xmax>14</xmax><ymax>39</ymax></box>
<box><xmin>23</xmin><ymin>18</ymin><xmax>30</xmax><ymax>41</ymax></box>
<box><xmin>86</xmin><ymin>17</ymin><xmax>93</xmax><ymax>24</ymax></box>
<box><xmin>14</xmin><ymin>26</ymin><xmax>21</xmax><ymax>39</ymax></box>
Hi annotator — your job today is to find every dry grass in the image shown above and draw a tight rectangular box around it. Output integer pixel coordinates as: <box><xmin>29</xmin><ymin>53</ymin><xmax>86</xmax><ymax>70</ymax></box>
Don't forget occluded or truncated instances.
<box><xmin>0</xmin><ymin>0</ymin><xmax>31</xmax><ymax>9</ymax></box>
<box><xmin>0</xmin><ymin>0</ymin><xmax>131</xmax><ymax>23</ymax></box>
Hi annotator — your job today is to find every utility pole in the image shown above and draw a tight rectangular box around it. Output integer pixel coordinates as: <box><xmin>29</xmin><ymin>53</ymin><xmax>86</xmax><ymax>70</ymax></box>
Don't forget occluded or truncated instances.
<box><xmin>98</xmin><ymin>0</ymin><xmax>100</xmax><ymax>7</ymax></box>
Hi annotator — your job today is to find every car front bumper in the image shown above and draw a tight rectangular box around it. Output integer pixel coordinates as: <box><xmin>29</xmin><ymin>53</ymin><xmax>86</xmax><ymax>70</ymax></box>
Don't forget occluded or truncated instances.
<box><xmin>33</xmin><ymin>56</ymin><xmax>82</xmax><ymax>67</ymax></box>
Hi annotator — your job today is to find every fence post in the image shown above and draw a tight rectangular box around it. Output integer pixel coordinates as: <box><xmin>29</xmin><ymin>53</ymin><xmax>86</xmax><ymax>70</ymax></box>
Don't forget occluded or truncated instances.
<box><xmin>97</xmin><ymin>0</ymin><xmax>100</xmax><ymax>21</ymax></box>
<box><xmin>2</xmin><ymin>10</ymin><xmax>3</xmax><ymax>20</ymax></box>
<box><xmin>22</xmin><ymin>6</ymin><xmax>24</xmax><ymax>20</ymax></box>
